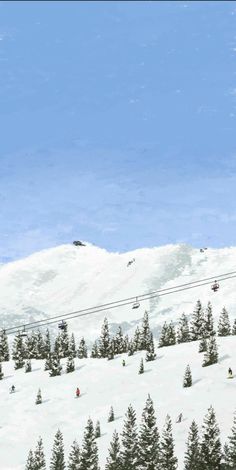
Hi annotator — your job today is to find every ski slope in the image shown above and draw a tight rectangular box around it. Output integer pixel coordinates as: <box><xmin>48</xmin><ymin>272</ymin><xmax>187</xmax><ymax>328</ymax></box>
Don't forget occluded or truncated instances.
<box><xmin>1</xmin><ymin>335</ymin><xmax>236</xmax><ymax>469</ymax></box>
<box><xmin>0</xmin><ymin>243</ymin><xmax>236</xmax><ymax>341</ymax></box>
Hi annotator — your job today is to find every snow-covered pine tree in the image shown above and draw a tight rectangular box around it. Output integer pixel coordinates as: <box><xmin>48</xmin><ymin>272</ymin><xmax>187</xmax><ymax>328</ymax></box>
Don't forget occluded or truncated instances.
<box><xmin>133</xmin><ymin>326</ymin><xmax>141</xmax><ymax>351</ymax></box>
<box><xmin>35</xmin><ymin>388</ymin><xmax>42</xmax><ymax>405</ymax></box>
<box><xmin>177</xmin><ymin>313</ymin><xmax>190</xmax><ymax>343</ymax></box>
<box><xmin>158</xmin><ymin>322</ymin><xmax>169</xmax><ymax>348</ymax></box>
<box><xmin>232</xmin><ymin>319</ymin><xmax>236</xmax><ymax>335</ymax></box>
<box><xmin>67</xmin><ymin>440</ymin><xmax>80</xmax><ymax>470</ymax></box>
<box><xmin>167</xmin><ymin>322</ymin><xmax>176</xmax><ymax>345</ymax></box>
<box><xmin>44</xmin><ymin>329</ymin><xmax>51</xmax><ymax>357</ymax></box>
<box><xmin>77</xmin><ymin>337</ymin><xmax>88</xmax><ymax>359</ymax></box>
<box><xmin>139</xmin><ymin>311</ymin><xmax>151</xmax><ymax>350</ymax></box>
<box><xmin>218</xmin><ymin>307</ymin><xmax>231</xmax><ymax>337</ymax></box>
<box><xmin>204</xmin><ymin>302</ymin><xmax>215</xmax><ymax>338</ymax></box>
<box><xmin>44</xmin><ymin>353</ymin><xmax>52</xmax><ymax>371</ymax></box>
<box><xmin>202</xmin><ymin>335</ymin><xmax>218</xmax><ymax>367</ymax></box>
<box><xmin>107</xmin><ymin>341</ymin><xmax>115</xmax><ymax>360</ymax></box>
<box><xmin>66</xmin><ymin>353</ymin><xmax>75</xmax><ymax>373</ymax></box>
<box><xmin>225</xmin><ymin>411</ymin><xmax>236</xmax><ymax>467</ymax></box>
<box><xmin>59</xmin><ymin>323</ymin><xmax>70</xmax><ymax>358</ymax></box>
<box><xmin>49</xmin><ymin>354</ymin><xmax>62</xmax><ymax>377</ymax></box>
<box><xmin>105</xmin><ymin>430</ymin><xmax>122</xmax><ymax>470</ymax></box>
<box><xmin>50</xmin><ymin>429</ymin><xmax>66</xmax><ymax>470</ymax></box>
<box><xmin>25</xmin><ymin>333</ymin><xmax>36</xmax><ymax>359</ymax></box>
<box><xmin>199</xmin><ymin>406</ymin><xmax>221</xmax><ymax>470</ymax></box>
<box><xmin>124</xmin><ymin>334</ymin><xmax>129</xmax><ymax>353</ymax></box>
<box><xmin>138</xmin><ymin>394</ymin><xmax>160</xmax><ymax>468</ymax></box>
<box><xmin>183</xmin><ymin>365</ymin><xmax>192</xmax><ymax>388</ymax></box>
<box><xmin>0</xmin><ymin>362</ymin><xmax>4</xmax><ymax>380</ymax></box>
<box><xmin>159</xmin><ymin>415</ymin><xmax>178</xmax><ymax>470</ymax></box>
<box><xmin>184</xmin><ymin>420</ymin><xmax>200</xmax><ymax>470</ymax></box>
<box><xmin>69</xmin><ymin>333</ymin><xmax>77</xmax><ymax>358</ymax></box>
<box><xmin>145</xmin><ymin>332</ymin><xmax>156</xmax><ymax>362</ymax></box>
<box><xmin>25</xmin><ymin>449</ymin><xmax>35</xmax><ymax>470</ymax></box>
<box><xmin>12</xmin><ymin>332</ymin><xmax>25</xmax><ymax>369</ymax></box>
<box><xmin>127</xmin><ymin>339</ymin><xmax>134</xmax><ymax>356</ymax></box>
<box><xmin>108</xmin><ymin>406</ymin><xmax>115</xmax><ymax>422</ymax></box>
<box><xmin>79</xmin><ymin>418</ymin><xmax>100</xmax><ymax>470</ymax></box>
<box><xmin>120</xmin><ymin>405</ymin><xmax>139</xmax><ymax>469</ymax></box>
<box><xmin>98</xmin><ymin>318</ymin><xmax>111</xmax><ymax>358</ymax></box>
<box><xmin>34</xmin><ymin>330</ymin><xmax>46</xmax><ymax>359</ymax></box>
<box><xmin>114</xmin><ymin>326</ymin><xmax>126</xmax><ymax>354</ymax></box>
<box><xmin>139</xmin><ymin>358</ymin><xmax>144</xmax><ymax>374</ymax></box>
<box><xmin>95</xmin><ymin>420</ymin><xmax>101</xmax><ymax>438</ymax></box>
<box><xmin>25</xmin><ymin>359</ymin><xmax>32</xmax><ymax>373</ymax></box>
<box><xmin>222</xmin><ymin>443</ymin><xmax>231</xmax><ymax>470</ymax></box>
<box><xmin>0</xmin><ymin>328</ymin><xmax>9</xmax><ymax>361</ymax></box>
<box><xmin>34</xmin><ymin>436</ymin><xmax>46</xmax><ymax>470</ymax></box>
<box><xmin>91</xmin><ymin>340</ymin><xmax>99</xmax><ymax>358</ymax></box>
<box><xmin>190</xmin><ymin>300</ymin><xmax>205</xmax><ymax>341</ymax></box>
<box><xmin>198</xmin><ymin>336</ymin><xmax>207</xmax><ymax>353</ymax></box>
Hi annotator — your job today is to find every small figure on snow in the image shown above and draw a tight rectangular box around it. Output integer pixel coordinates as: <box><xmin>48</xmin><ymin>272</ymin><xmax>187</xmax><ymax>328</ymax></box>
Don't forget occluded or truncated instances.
<box><xmin>10</xmin><ymin>385</ymin><xmax>15</xmax><ymax>393</ymax></box>
<box><xmin>122</xmin><ymin>359</ymin><xmax>126</xmax><ymax>367</ymax></box>
<box><xmin>176</xmin><ymin>413</ymin><xmax>183</xmax><ymax>423</ymax></box>
<box><xmin>228</xmin><ymin>367</ymin><xmax>233</xmax><ymax>378</ymax></box>
<box><xmin>76</xmin><ymin>387</ymin><xmax>80</xmax><ymax>397</ymax></box>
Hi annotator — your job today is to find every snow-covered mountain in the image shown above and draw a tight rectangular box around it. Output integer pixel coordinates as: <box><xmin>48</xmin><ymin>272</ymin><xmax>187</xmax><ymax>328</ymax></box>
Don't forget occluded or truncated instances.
<box><xmin>0</xmin><ymin>242</ymin><xmax>236</xmax><ymax>341</ymax></box>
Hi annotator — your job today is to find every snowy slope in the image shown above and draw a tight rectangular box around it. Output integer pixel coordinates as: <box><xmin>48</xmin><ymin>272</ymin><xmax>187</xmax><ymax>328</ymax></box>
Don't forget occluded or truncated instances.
<box><xmin>0</xmin><ymin>243</ymin><xmax>236</xmax><ymax>341</ymax></box>
<box><xmin>1</xmin><ymin>336</ymin><xmax>236</xmax><ymax>469</ymax></box>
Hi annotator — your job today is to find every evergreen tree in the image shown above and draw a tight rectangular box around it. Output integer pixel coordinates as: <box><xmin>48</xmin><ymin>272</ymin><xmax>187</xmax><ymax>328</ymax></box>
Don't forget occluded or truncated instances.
<box><xmin>98</xmin><ymin>318</ymin><xmax>111</xmax><ymax>358</ymax></box>
<box><xmin>79</xmin><ymin>418</ymin><xmax>100</xmax><ymax>470</ymax></box>
<box><xmin>124</xmin><ymin>334</ymin><xmax>129</xmax><ymax>353</ymax></box>
<box><xmin>139</xmin><ymin>358</ymin><xmax>144</xmax><ymax>374</ymax></box>
<box><xmin>107</xmin><ymin>341</ymin><xmax>115</xmax><ymax>360</ymax></box>
<box><xmin>44</xmin><ymin>353</ymin><xmax>52</xmax><ymax>371</ymax></box>
<box><xmin>66</xmin><ymin>353</ymin><xmax>75</xmax><ymax>373</ymax></box>
<box><xmin>67</xmin><ymin>440</ymin><xmax>80</xmax><ymax>470</ymax></box>
<box><xmin>0</xmin><ymin>362</ymin><xmax>4</xmax><ymax>380</ymax></box>
<box><xmin>226</xmin><ymin>411</ymin><xmax>236</xmax><ymax>467</ymax></box>
<box><xmin>78</xmin><ymin>337</ymin><xmax>88</xmax><ymax>359</ymax></box>
<box><xmin>183</xmin><ymin>365</ymin><xmax>192</xmax><ymax>388</ymax></box>
<box><xmin>105</xmin><ymin>430</ymin><xmax>122</xmax><ymax>470</ymax></box>
<box><xmin>120</xmin><ymin>405</ymin><xmax>139</xmax><ymax>469</ymax></box>
<box><xmin>127</xmin><ymin>339</ymin><xmax>134</xmax><ymax>356</ymax></box>
<box><xmin>12</xmin><ymin>332</ymin><xmax>25</xmax><ymax>369</ymax></box>
<box><xmin>95</xmin><ymin>420</ymin><xmax>101</xmax><ymax>438</ymax></box>
<box><xmin>35</xmin><ymin>388</ymin><xmax>42</xmax><ymax>405</ymax></box>
<box><xmin>108</xmin><ymin>406</ymin><xmax>115</xmax><ymax>422</ymax></box>
<box><xmin>145</xmin><ymin>333</ymin><xmax>156</xmax><ymax>362</ymax></box>
<box><xmin>200</xmin><ymin>406</ymin><xmax>221</xmax><ymax>469</ymax></box>
<box><xmin>202</xmin><ymin>336</ymin><xmax>218</xmax><ymax>367</ymax></box>
<box><xmin>34</xmin><ymin>330</ymin><xmax>46</xmax><ymax>359</ymax></box>
<box><xmin>204</xmin><ymin>302</ymin><xmax>215</xmax><ymax>337</ymax></box>
<box><xmin>159</xmin><ymin>415</ymin><xmax>178</xmax><ymax>470</ymax></box>
<box><xmin>184</xmin><ymin>420</ymin><xmax>200</xmax><ymax>470</ymax></box>
<box><xmin>0</xmin><ymin>328</ymin><xmax>9</xmax><ymax>361</ymax></box>
<box><xmin>190</xmin><ymin>300</ymin><xmax>204</xmax><ymax>341</ymax></box>
<box><xmin>49</xmin><ymin>354</ymin><xmax>62</xmax><ymax>377</ymax></box>
<box><xmin>139</xmin><ymin>311</ymin><xmax>151</xmax><ymax>350</ymax></box>
<box><xmin>25</xmin><ymin>333</ymin><xmax>37</xmax><ymax>359</ymax></box>
<box><xmin>25</xmin><ymin>359</ymin><xmax>32</xmax><ymax>373</ymax></box>
<box><xmin>25</xmin><ymin>449</ymin><xmax>35</xmax><ymax>470</ymax></box>
<box><xmin>159</xmin><ymin>322</ymin><xmax>176</xmax><ymax>347</ymax></box>
<box><xmin>59</xmin><ymin>323</ymin><xmax>70</xmax><ymax>358</ymax></box>
<box><xmin>222</xmin><ymin>443</ymin><xmax>231</xmax><ymax>470</ymax></box>
<box><xmin>69</xmin><ymin>333</ymin><xmax>77</xmax><ymax>358</ymax></box>
<box><xmin>44</xmin><ymin>329</ymin><xmax>51</xmax><ymax>357</ymax></box>
<box><xmin>232</xmin><ymin>319</ymin><xmax>236</xmax><ymax>335</ymax></box>
<box><xmin>114</xmin><ymin>326</ymin><xmax>126</xmax><ymax>354</ymax></box>
<box><xmin>198</xmin><ymin>336</ymin><xmax>207</xmax><ymax>353</ymax></box>
<box><xmin>218</xmin><ymin>307</ymin><xmax>231</xmax><ymax>337</ymax></box>
<box><xmin>91</xmin><ymin>341</ymin><xmax>99</xmax><ymax>358</ymax></box>
<box><xmin>177</xmin><ymin>314</ymin><xmax>190</xmax><ymax>343</ymax></box>
<box><xmin>34</xmin><ymin>436</ymin><xmax>46</xmax><ymax>470</ymax></box>
<box><xmin>50</xmin><ymin>429</ymin><xmax>66</xmax><ymax>470</ymax></box>
<box><xmin>133</xmin><ymin>326</ymin><xmax>141</xmax><ymax>351</ymax></box>
<box><xmin>138</xmin><ymin>394</ymin><xmax>160</xmax><ymax>469</ymax></box>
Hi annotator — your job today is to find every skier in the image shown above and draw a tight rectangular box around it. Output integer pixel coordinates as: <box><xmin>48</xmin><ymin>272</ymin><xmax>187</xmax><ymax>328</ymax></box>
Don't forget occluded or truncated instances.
<box><xmin>10</xmin><ymin>385</ymin><xmax>15</xmax><ymax>393</ymax></box>
<box><xmin>176</xmin><ymin>413</ymin><xmax>183</xmax><ymax>423</ymax></box>
<box><xmin>228</xmin><ymin>367</ymin><xmax>233</xmax><ymax>378</ymax></box>
<box><xmin>122</xmin><ymin>359</ymin><xmax>126</xmax><ymax>367</ymax></box>
<box><xmin>76</xmin><ymin>387</ymin><xmax>80</xmax><ymax>397</ymax></box>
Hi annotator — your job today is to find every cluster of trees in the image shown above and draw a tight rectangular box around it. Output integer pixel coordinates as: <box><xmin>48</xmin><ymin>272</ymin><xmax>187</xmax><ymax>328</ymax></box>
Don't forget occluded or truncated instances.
<box><xmin>26</xmin><ymin>397</ymin><xmax>236</xmax><ymax>469</ymax></box>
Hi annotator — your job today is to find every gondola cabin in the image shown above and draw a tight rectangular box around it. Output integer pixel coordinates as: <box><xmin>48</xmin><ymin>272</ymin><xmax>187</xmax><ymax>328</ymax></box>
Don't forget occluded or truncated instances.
<box><xmin>211</xmin><ymin>281</ymin><xmax>219</xmax><ymax>292</ymax></box>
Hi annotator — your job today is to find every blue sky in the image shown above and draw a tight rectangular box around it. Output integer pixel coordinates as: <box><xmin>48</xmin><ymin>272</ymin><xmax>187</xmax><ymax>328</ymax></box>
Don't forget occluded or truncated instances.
<box><xmin>0</xmin><ymin>1</ymin><xmax>236</xmax><ymax>261</ymax></box>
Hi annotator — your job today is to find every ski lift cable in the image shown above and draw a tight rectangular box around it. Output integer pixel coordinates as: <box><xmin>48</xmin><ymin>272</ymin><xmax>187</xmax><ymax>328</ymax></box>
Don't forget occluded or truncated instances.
<box><xmin>4</xmin><ymin>272</ymin><xmax>236</xmax><ymax>335</ymax></box>
<box><xmin>4</xmin><ymin>269</ymin><xmax>236</xmax><ymax>334</ymax></box>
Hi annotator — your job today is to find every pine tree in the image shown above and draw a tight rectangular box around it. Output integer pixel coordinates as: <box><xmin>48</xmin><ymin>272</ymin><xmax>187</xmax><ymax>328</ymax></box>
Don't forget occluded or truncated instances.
<box><xmin>139</xmin><ymin>358</ymin><xmax>144</xmax><ymax>374</ymax></box>
<box><xmin>204</xmin><ymin>302</ymin><xmax>215</xmax><ymax>337</ymax></box>
<box><xmin>44</xmin><ymin>329</ymin><xmax>51</xmax><ymax>357</ymax></box>
<box><xmin>200</xmin><ymin>406</ymin><xmax>221</xmax><ymax>469</ymax></box>
<box><xmin>69</xmin><ymin>333</ymin><xmax>77</xmax><ymax>358</ymax></box>
<box><xmin>67</xmin><ymin>440</ymin><xmax>80</xmax><ymax>470</ymax></box>
<box><xmin>114</xmin><ymin>326</ymin><xmax>126</xmax><ymax>354</ymax></box>
<box><xmin>91</xmin><ymin>340</ymin><xmax>99</xmax><ymax>358</ymax></box>
<box><xmin>190</xmin><ymin>300</ymin><xmax>204</xmax><ymax>341</ymax></box>
<box><xmin>184</xmin><ymin>420</ymin><xmax>200</xmax><ymax>470</ymax></box>
<box><xmin>133</xmin><ymin>326</ymin><xmax>141</xmax><ymax>351</ymax></box>
<box><xmin>232</xmin><ymin>319</ymin><xmax>236</xmax><ymax>335</ymax></box>
<box><xmin>34</xmin><ymin>436</ymin><xmax>46</xmax><ymax>470</ymax></box>
<box><xmin>25</xmin><ymin>449</ymin><xmax>35</xmax><ymax>470</ymax></box>
<box><xmin>159</xmin><ymin>415</ymin><xmax>178</xmax><ymax>469</ymax></box>
<box><xmin>95</xmin><ymin>420</ymin><xmax>101</xmax><ymax>438</ymax></box>
<box><xmin>12</xmin><ymin>332</ymin><xmax>25</xmax><ymax>369</ymax></box>
<box><xmin>66</xmin><ymin>353</ymin><xmax>75</xmax><ymax>373</ymax></box>
<box><xmin>25</xmin><ymin>359</ymin><xmax>32</xmax><ymax>373</ymax></box>
<box><xmin>120</xmin><ymin>405</ymin><xmax>139</xmax><ymax>469</ymax></box>
<box><xmin>222</xmin><ymin>443</ymin><xmax>231</xmax><ymax>469</ymax></box>
<box><xmin>107</xmin><ymin>341</ymin><xmax>115</xmax><ymax>360</ymax></box>
<box><xmin>218</xmin><ymin>307</ymin><xmax>231</xmax><ymax>337</ymax></box>
<box><xmin>202</xmin><ymin>335</ymin><xmax>218</xmax><ymax>367</ymax></box>
<box><xmin>79</xmin><ymin>418</ymin><xmax>100</xmax><ymax>470</ymax></box>
<box><xmin>44</xmin><ymin>353</ymin><xmax>52</xmax><ymax>371</ymax></box>
<box><xmin>177</xmin><ymin>314</ymin><xmax>190</xmax><ymax>343</ymax></box>
<box><xmin>34</xmin><ymin>330</ymin><xmax>46</xmax><ymax>359</ymax></box>
<box><xmin>139</xmin><ymin>311</ymin><xmax>152</xmax><ymax>350</ymax></box>
<box><xmin>78</xmin><ymin>337</ymin><xmax>88</xmax><ymax>359</ymax></box>
<box><xmin>198</xmin><ymin>336</ymin><xmax>207</xmax><ymax>353</ymax></box>
<box><xmin>0</xmin><ymin>328</ymin><xmax>9</xmax><ymax>361</ymax></box>
<box><xmin>49</xmin><ymin>355</ymin><xmax>62</xmax><ymax>377</ymax></box>
<box><xmin>105</xmin><ymin>430</ymin><xmax>122</xmax><ymax>470</ymax></box>
<box><xmin>226</xmin><ymin>411</ymin><xmax>236</xmax><ymax>466</ymax></box>
<box><xmin>50</xmin><ymin>429</ymin><xmax>66</xmax><ymax>470</ymax></box>
<box><xmin>127</xmin><ymin>339</ymin><xmax>134</xmax><ymax>356</ymax></box>
<box><xmin>124</xmin><ymin>334</ymin><xmax>129</xmax><ymax>353</ymax></box>
<box><xmin>0</xmin><ymin>362</ymin><xmax>4</xmax><ymax>380</ymax></box>
<box><xmin>159</xmin><ymin>322</ymin><xmax>176</xmax><ymax>347</ymax></box>
<box><xmin>25</xmin><ymin>333</ymin><xmax>36</xmax><ymax>359</ymax></box>
<box><xmin>138</xmin><ymin>394</ymin><xmax>160</xmax><ymax>469</ymax></box>
<box><xmin>183</xmin><ymin>365</ymin><xmax>192</xmax><ymax>388</ymax></box>
<box><xmin>108</xmin><ymin>406</ymin><xmax>115</xmax><ymax>422</ymax></box>
<box><xmin>35</xmin><ymin>388</ymin><xmax>42</xmax><ymax>405</ymax></box>
<box><xmin>98</xmin><ymin>318</ymin><xmax>111</xmax><ymax>358</ymax></box>
<box><xmin>59</xmin><ymin>323</ymin><xmax>70</xmax><ymax>358</ymax></box>
<box><xmin>145</xmin><ymin>332</ymin><xmax>156</xmax><ymax>362</ymax></box>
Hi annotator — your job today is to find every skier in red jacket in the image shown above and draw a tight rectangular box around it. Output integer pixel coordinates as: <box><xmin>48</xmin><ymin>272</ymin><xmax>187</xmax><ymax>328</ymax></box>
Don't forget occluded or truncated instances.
<box><xmin>76</xmin><ymin>387</ymin><xmax>80</xmax><ymax>397</ymax></box>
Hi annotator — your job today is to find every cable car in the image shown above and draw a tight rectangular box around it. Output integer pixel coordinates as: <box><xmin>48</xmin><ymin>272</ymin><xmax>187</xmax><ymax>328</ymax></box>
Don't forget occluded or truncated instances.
<box><xmin>132</xmin><ymin>297</ymin><xmax>140</xmax><ymax>309</ymax></box>
<box><xmin>19</xmin><ymin>327</ymin><xmax>28</xmax><ymax>338</ymax></box>
<box><xmin>58</xmin><ymin>320</ymin><xmax>67</xmax><ymax>330</ymax></box>
<box><xmin>211</xmin><ymin>280</ymin><xmax>219</xmax><ymax>292</ymax></box>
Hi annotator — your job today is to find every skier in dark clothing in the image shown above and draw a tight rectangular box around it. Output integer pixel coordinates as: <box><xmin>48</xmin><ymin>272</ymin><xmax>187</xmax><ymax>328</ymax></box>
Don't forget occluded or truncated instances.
<box><xmin>10</xmin><ymin>385</ymin><xmax>15</xmax><ymax>393</ymax></box>
<box><xmin>122</xmin><ymin>359</ymin><xmax>126</xmax><ymax>367</ymax></box>
<box><xmin>176</xmin><ymin>413</ymin><xmax>183</xmax><ymax>423</ymax></box>
<box><xmin>228</xmin><ymin>367</ymin><xmax>233</xmax><ymax>378</ymax></box>
<box><xmin>76</xmin><ymin>387</ymin><xmax>80</xmax><ymax>397</ymax></box>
